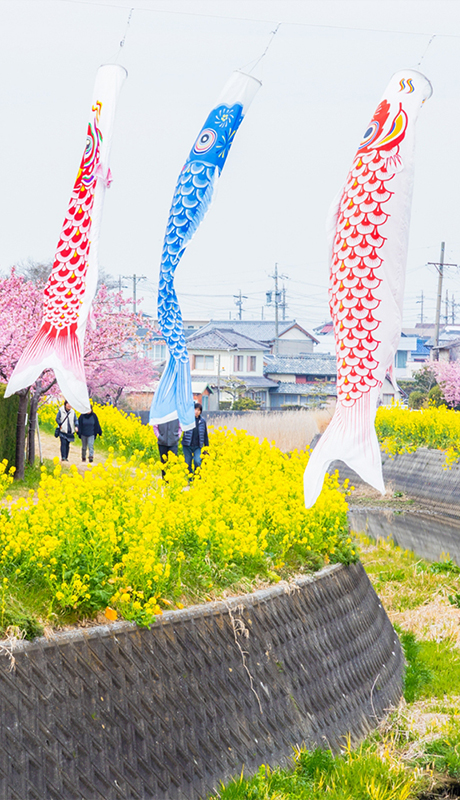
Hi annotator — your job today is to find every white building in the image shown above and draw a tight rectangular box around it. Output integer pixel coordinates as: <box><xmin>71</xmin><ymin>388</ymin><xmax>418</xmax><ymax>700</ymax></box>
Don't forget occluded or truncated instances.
<box><xmin>187</xmin><ymin>327</ymin><xmax>278</xmax><ymax>410</ymax></box>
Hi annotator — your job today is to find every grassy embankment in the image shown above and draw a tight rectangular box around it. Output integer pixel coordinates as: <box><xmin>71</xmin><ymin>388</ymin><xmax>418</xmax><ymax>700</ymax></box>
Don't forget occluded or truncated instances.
<box><xmin>211</xmin><ymin>536</ymin><xmax>460</xmax><ymax>800</ymax></box>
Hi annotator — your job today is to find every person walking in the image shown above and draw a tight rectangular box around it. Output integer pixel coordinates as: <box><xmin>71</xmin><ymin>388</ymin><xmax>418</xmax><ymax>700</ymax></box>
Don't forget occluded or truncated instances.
<box><xmin>77</xmin><ymin>406</ymin><xmax>103</xmax><ymax>463</ymax></box>
<box><xmin>153</xmin><ymin>419</ymin><xmax>182</xmax><ymax>478</ymax></box>
<box><xmin>56</xmin><ymin>401</ymin><xmax>78</xmax><ymax>462</ymax></box>
<box><xmin>182</xmin><ymin>402</ymin><xmax>209</xmax><ymax>475</ymax></box>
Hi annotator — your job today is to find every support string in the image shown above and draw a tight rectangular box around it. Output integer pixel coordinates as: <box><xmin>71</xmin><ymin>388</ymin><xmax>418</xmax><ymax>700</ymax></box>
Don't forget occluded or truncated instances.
<box><xmin>113</xmin><ymin>6</ymin><xmax>134</xmax><ymax>62</ymax></box>
<box><xmin>417</xmin><ymin>33</ymin><xmax>436</xmax><ymax>68</ymax></box>
<box><xmin>239</xmin><ymin>22</ymin><xmax>281</xmax><ymax>74</ymax></box>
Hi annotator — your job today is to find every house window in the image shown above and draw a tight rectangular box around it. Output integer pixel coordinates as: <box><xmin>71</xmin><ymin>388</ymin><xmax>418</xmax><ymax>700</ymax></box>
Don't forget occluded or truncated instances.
<box><xmin>295</xmin><ymin>375</ymin><xmax>307</xmax><ymax>384</ymax></box>
<box><xmin>247</xmin><ymin>356</ymin><xmax>256</xmax><ymax>372</ymax></box>
<box><xmin>395</xmin><ymin>350</ymin><xmax>407</xmax><ymax>368</ymax></box>
<box><xmin>194</xmin><ymin>355</ymin><xmax>214</xmax><ymax>370</ymax></box>
<box><xmin>151</xmin><ymin>344</ymin><xmax>166</xmax><ymax>361</ymax></box>
<box><xmin>234</xmin><ymin>355</ymin><xmax>244</xmax><ymax>371</ymax></box>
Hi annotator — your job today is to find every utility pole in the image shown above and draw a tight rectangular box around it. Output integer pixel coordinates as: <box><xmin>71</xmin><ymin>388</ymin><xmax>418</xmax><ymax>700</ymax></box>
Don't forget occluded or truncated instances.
<box><xmin>280</xmin><ymin>286</ymin><xmax>287</xmax><ymax>320</ymax></box>
<box><xmin>122</xmin><ymin>273</ymin><xmax>147</xmax><ymax>314</ymax></box>
<box><xmin>428</xmin><ymin>243</ymin><xmax>457</xmax><ymax>359</ymax></box>
<box><xmin>267</xmin><ymin>263</ymin><xmax>288</xmax><ymax>355</ymax></box>
<box><xmin>118</xmin><ymin>274</ymin><xmax>127</xmax><ymax>313</ymax></box>
<box><xmin>453</xmin><ymin>294</ymin><xmax>456</xmax><ymax>325</ymax></box>
<box><xmin>416</xmin><ymin>290</ymin><xmax>424</xmax><ymax>325</ymax></box>
<box><xmin>217</xmin><ymin>353</ymin><xmax>221</xmax><ymax>410</ymax></box>
<box><xmin>233</xmin><ymin>289</ymin><xmax>247</xmax><ymax>320</ymax></box>
<box><xmin>432</xmin><ymin>241</ymin><xmax>445</xmax><ymax>355</ymax></box>
<box><xmin>445</xmin><ymin>289</ymin><xmax>449</xmax><ymax>326</ymax></box>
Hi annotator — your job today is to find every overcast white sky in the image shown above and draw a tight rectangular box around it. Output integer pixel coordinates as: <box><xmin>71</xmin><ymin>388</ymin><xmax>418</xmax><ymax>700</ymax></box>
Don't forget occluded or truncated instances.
<box><xmin>2</xmin><ymin>0</ymin><xmax>460</xmax><ymax>330</ymax></box>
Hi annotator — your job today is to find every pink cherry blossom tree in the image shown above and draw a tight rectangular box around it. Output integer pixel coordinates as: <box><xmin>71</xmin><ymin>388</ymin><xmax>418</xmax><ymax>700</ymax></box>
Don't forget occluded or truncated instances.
<box><xmin>433</xmin><ymin>361</ymin><xmax>460</xmax><ymax>408</ymax></box>
<box><xmin>0</xmin><ymin>269</ymin><xmax>158</xmax><ymax>476</ymax></box>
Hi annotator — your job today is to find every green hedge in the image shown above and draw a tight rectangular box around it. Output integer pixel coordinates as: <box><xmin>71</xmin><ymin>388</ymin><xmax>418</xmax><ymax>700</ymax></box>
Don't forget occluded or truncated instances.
<box><xmin>0</xmin><ymin>384</ymin><xmax>19</xmax><ymax>468</ymax></box>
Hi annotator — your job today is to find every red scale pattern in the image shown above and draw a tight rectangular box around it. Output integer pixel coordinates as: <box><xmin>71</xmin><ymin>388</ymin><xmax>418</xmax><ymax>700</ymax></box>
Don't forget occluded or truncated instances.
<box><xmin>330</xmin><ymin>148</ymin><xmax>396</xmax><ymax>407</ymax></box>
<box><xmin>42</xmin><ymin>118</ymin><xmax>101</xmax><ymax>333</ymax></box>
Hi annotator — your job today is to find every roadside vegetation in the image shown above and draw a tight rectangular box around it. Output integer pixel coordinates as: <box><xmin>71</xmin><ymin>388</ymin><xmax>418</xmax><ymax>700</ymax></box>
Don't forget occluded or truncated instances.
<box><xmin>375</xmin><ymin>403</ymin><xmax>460</xmax><ymax>466</ymax></box>
<box><xmin>0</xmin><ymin>427</ymin><xmax>354</xmax><ymax>636</ymax></box>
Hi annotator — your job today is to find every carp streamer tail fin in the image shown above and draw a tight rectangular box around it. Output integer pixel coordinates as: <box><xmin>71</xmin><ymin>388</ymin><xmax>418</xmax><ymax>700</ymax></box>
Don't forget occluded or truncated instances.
<box><xmin>5</xmin><ymin>322</ymin><xmax>89</xmax><ymax>412</ymax></box>
<box><xmin>149</xmin><ymin>356</ymin><xmax>195</xmax><ymax>430</ymax></box>
<box><xmin>303</xmin><ymin>394</ymin><xmax>385</xmax><ymax>508</ymax></box>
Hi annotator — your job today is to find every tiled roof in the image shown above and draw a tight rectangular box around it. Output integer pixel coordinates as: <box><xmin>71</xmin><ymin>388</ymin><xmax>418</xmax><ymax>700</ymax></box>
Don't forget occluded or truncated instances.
<box><xmin>264</xmin><ymin>354</ymin><xmax>337</xmax><ymax>376</ymax></box>
<box><xmin>190</xmin><ymin>374</ymin><xmax>278</xmax><ymax>388</ymax></box>
<box><xmin>411</xmin><ymin>339</ymin><xmax>431</xmax><ymax>357</ymax></box>
<box><xmin>193</xmin><ymin>320</ymin><xmax>318</xmax><ymax>344</ymax></box>
<box><xmin>187</xmin><ymin>329</ymin><xmax>266</xmax><ymax>351</ymax></box>
<box><xmin>271</xmin><ymin>382</ymin><xmax>337</xmax><ymax>396</ymax></box>
<box><xmin>430</xmin><ymin>335</ymin><xmax>460</xmax><ymax>350</ymax></box>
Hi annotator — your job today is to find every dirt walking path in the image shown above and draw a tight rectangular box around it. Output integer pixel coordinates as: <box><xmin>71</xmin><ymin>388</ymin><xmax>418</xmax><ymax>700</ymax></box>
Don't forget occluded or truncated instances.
<box><xmin>38</xmin><ymin>429</ymin><xmax>107</xmax><ymax>470</ymax></box>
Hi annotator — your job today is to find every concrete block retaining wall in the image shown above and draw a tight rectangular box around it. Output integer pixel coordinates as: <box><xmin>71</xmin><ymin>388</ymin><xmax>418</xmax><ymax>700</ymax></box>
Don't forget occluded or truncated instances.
<box><xmin>342</xmin><ymin>448</ymin><xmax>460</xmax><ymax>563</ymax></box>
<box><xmin>0</xmin><ymin>563</ymin><xmax>402</xmax><ymax>800</ymax></box>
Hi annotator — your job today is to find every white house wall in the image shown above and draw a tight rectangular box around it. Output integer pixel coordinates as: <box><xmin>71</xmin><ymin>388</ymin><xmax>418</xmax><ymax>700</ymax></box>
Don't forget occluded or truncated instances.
<box><xmin>188</xmin><ymin>349</ymin><xmax>265</xmax><ymax>378</ymax></box>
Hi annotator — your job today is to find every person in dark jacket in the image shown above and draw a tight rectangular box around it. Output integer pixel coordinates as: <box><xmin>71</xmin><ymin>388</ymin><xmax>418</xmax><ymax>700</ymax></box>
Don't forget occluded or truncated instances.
<box><xmin>56</xmin><ymin>401</ymin><xmax>78</xmax><ymax>462</ymax></box>
<box><xmin>182</xmin><ymin>403</ymin><xmax>209</xmax><ymax>474</ymax></box>
<box><xmin>153</xmin><ymin>419</ymin><xmax>182</xmax><ymax>478</ymax></box>
<box><xmin>77</xmin><ymin>406</ymin><xmax>103</xmax><ymax>463</ymax></box>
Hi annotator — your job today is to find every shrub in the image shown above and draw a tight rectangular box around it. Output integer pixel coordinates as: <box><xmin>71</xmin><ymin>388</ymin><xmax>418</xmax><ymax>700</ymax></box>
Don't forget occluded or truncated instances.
<box><xmin>232</xmin><ymin>398</ymin><xmax>259</xmax><ymax>410</ymax></box>
<box><xmin>408</xmin><ymin>390</ymin><xmax>426</xmax><ymax>409</ymax></box>
<box><xmin>428</xmin><ymin>384</ymin><xmax>447</xmax><ymax>407</ymax></box>
<box><xmin>0</xmin><ymin>384</ymin><xmax>19</xmax><ymax>468</ymax></box>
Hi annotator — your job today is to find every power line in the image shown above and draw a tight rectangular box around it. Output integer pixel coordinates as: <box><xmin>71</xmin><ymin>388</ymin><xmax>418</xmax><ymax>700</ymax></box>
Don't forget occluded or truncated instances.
<box><xmin>53</xmin><ymin>1</ymin><xmax>460</xmax><ymax>40</ymax></box>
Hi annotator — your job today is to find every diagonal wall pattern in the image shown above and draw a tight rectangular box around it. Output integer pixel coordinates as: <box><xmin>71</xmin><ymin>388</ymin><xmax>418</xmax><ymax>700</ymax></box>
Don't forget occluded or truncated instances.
<box><xmin>0</xmin><ymin>562</ymin><xmax>402</xmax><ymax>800</ymax></box>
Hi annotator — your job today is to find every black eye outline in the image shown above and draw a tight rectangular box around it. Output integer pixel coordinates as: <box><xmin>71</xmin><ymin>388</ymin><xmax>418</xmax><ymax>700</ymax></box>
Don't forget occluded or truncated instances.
<box><xmin>193</xmin><ymin>128</ymin><xmax>217</xmax><ymax>154</ymax></box>
<box><xmin>358</xmin><ymin>120</ymin><xmax>380</xmax><ymax>150</ymax></box>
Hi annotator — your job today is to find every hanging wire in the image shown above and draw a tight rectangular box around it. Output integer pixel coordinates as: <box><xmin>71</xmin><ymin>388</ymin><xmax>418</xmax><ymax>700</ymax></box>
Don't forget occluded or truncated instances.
<box><xmin>112</xmin><ymin>6</ymin><xmax>134</xmax><ymax>63</ymax></box>
<box><xmin>238</xmin><ymin>22</ymin><xmax>281</xmax><ymax>74</ymax></box>
<box><xmin>417</xmin><ymin>33</ymin><xmax>436</xmax><ymax>68</ymax></box>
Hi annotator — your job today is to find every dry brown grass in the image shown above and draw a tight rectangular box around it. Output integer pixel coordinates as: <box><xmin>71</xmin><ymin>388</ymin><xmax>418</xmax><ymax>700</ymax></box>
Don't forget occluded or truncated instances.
<box><xmin>209</xmin><ymin>409</ymin><xmax>333</xmax><ymax>452</ymax></box>
<box><xmin>377</xmin><ymin>695</ymin><xmax>460</xmax><ymax>763</ymax></box>
<box><xmin>391</xmin><ymin>599</ymin><xmax>460</xmax><ymax>647</ymax></box>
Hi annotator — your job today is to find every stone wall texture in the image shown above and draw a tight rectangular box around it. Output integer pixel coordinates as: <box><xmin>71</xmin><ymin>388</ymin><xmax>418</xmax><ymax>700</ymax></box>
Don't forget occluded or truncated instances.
<box><xmin>0</xmin><ymin>563</ymin><xmax>402</xmax><ymax>800</ymax></box>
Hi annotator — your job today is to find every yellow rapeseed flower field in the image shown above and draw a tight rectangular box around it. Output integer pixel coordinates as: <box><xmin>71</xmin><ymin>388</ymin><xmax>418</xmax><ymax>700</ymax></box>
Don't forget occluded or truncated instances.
<box><xmin>0</xmin><ymin>429</ymin><xmax>354</xmax><ymax>627</ymax></box>
<box><xmin>375</xmin><ymin>404</ymin><xmax>460</xmax><ymax>467</ymax></box>
<box><xmin>39</xmin><ymin>401</ymin><xmax>159</xmax><ymax>460</ymax></box>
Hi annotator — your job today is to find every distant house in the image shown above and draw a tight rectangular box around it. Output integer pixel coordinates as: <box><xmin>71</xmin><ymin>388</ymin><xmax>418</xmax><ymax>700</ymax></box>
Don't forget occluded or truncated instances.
<box><xmin>264</xmin><ymin>354</ymin><xmax>337</xmax><ymax>409</ymax></box>
<box><xmin>139</xmin><ymin>319</ymin><xmax>210</xmax><ymax>363</ymax></box>
<box><xmin>394</xmin><ymin>333</ymin><xmax>417</xmax><ymax>380</ymax></box>
<box><xmin>186</xmin><ymin>327</ymin><xmax>278</xmax><ymax>410</ymax></box>
<box><xmin>430</xmin><ymin>337</ymin><xmax>460</xmax><ymax>363</ymax></box>
<box><xmin>194</xmin><ymin>320</ymin><xmax>318</xmax><ymax>356</ymax></box>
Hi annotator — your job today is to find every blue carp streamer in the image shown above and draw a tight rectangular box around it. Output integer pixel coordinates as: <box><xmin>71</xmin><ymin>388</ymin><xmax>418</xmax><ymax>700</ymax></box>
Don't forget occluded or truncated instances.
<box><xmin>150</xmin><ymin>71</ymin><xmax>261</xmax><ymax>429</ymax></box>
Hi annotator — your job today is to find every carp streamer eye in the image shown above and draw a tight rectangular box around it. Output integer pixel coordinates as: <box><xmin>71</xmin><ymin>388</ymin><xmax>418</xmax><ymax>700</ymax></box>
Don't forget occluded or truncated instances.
<box><xmin>358</xmin><ymin>120</ymin><xmax>380</xmax><ymax>149</ymax></box>
<box><xmin>193</xmin><ymin>128</ymin><xmax>217</xmax><ymax>154</ymax></box>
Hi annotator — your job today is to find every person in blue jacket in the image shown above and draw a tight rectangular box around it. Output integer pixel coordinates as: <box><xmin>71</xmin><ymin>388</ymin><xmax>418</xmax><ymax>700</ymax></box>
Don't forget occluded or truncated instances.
<box><xmin>182</xmin><ymin>402</ymin><xmax>209</xmax><ymax>474</ymax></box>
